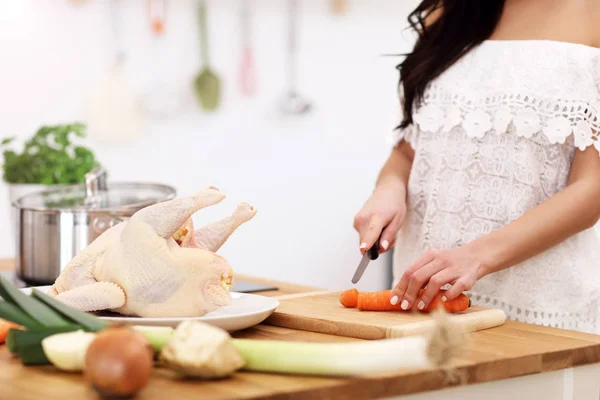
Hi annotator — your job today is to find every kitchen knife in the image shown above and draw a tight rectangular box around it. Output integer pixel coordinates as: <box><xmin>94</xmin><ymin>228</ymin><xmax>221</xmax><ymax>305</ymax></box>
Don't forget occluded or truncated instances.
<box><xmin>351</xmin><ymin>239</ymin><xmax>380</xmax><ymax>284</ymax></box>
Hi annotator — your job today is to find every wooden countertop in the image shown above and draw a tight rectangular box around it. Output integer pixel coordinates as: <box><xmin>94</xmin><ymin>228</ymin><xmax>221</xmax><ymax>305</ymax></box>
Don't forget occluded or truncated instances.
<box><xmin>2</xmin><ymin>258</ymin><xmax>600</xmax><ymax>400</ymax></box>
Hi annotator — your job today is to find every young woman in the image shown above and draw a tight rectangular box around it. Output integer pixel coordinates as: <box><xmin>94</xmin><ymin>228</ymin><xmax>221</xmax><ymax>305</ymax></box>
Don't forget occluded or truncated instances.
<box><xmin>354</xmin><ymin>0</ymin><xmax>600</xmax><ymax>333</ymax></box>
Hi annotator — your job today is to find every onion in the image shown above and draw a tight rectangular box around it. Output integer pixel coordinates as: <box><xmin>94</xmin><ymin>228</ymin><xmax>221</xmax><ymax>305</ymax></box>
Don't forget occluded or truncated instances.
<box><xmin>84</xmin><ymin>326</ymin><xmax>154</xmax><ymax>398</ymax></box>
<box><xmin>41</xmin><ymin>330</ymin><xmax>96</xmax><ymax>372</ymax></box>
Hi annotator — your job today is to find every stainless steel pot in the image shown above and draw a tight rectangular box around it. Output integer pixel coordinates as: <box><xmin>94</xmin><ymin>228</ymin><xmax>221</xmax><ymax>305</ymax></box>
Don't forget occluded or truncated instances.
<box><xmin>12</xmin><ymin>167</ymin><xmax>176</xmax><ymax>285</ymax></box>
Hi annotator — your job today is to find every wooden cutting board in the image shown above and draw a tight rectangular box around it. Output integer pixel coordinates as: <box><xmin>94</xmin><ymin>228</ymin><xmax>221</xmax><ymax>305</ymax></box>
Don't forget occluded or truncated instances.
<box><xmin>264</xmin><ymin>290</ymin><xmax>506</xmax><ymax>340</ymax></box>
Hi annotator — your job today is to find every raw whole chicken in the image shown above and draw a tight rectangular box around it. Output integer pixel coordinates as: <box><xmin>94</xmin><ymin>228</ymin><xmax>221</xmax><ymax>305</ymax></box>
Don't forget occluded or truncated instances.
<box><xmin>49</xmin><ymin>187</ymin><xmax>256</xmax><ymax>318</ymax></box>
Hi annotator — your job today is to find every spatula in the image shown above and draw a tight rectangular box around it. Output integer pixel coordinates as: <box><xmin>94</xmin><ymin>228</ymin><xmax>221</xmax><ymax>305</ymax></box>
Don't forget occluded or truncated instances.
<box><xmin>193</xmin><ymin>0</ymin><xmax>221</xmax><ymax>111</ymax></box>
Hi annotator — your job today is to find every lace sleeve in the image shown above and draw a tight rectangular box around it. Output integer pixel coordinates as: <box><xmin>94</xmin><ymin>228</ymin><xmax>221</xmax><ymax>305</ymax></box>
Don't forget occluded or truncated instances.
<box><xmin>387</xmin><ymin>123</ymin><xmax>417</xmax><ymax>148</ymax></box>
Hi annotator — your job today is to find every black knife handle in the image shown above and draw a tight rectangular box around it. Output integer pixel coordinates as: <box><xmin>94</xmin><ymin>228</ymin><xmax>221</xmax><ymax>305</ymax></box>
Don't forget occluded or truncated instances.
<box><xmin>368</xmin><ymin>239</ymin><xmax>380</xmax><ymax>260</ymax></box>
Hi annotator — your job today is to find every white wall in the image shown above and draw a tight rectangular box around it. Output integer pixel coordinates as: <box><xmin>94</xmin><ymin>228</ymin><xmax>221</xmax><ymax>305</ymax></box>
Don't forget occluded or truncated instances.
<box><xmin>0</xmin><ymin>0</ymin><xmax>419</xmax><ymax>291</ymax></box>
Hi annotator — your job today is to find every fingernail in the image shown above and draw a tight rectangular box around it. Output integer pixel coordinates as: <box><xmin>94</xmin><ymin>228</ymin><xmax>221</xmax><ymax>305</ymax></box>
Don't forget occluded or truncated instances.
<box><xmin>401</xmin><ymin>300</ymin><xmax>409</xmax><ymax>310</ymax></box>
<box><xmin>418</xmin><ymin>300</ymin><xmax>425</xmax><ymax>310</ymax></box>
<box><xmin>360</xmin><ymin>242</ymin><xmax>367</xmax><ymax>250</ymax></box>
<box><xmin>381</xmin><ymin>240</ymin><xmax>389</xmax><ymax>251</ymax></box>
<box><xmin>390</xmin><ymin>295</ymin><xmax>398</xmax><ymax>305</ymax></box>
<box><xmin>442</xmin><ymin>296</ymin><xmax>447</xmax><ymax>302</ymax></box>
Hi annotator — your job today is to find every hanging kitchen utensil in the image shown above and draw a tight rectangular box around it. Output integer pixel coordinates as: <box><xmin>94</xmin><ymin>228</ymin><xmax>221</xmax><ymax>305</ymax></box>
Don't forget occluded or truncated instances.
<box><xmin>148</xmin><ymin>0</ymin><xmax>166</xmax><ymax>35</ymax></box>
<box><xmin>239</xmin><ymin>0</ymin><xmax>256</xmax><ymax>97</ymax></box>
<box><xmin>193</xmin><ymin>0</ymin><xmax>221</xmax><ymax>111</ymax></box>
<box><xmin>86</xmin><ymin>0</ymin><xmax>143</xmax><ymax>143</ymax></box>
<box><xmin>279</xmin><ymin>0</ymin><xmax>312</xmax><ymax>115</ymax></box>
<box><xmin>141</xmin><ymin>0</ymin><xmax>188</xmax><ymax>119</ymax></box>
<box><xmin>330</xmin><ymin>0</ymin><xmax>348</xmax><ymax>16</ymax></box>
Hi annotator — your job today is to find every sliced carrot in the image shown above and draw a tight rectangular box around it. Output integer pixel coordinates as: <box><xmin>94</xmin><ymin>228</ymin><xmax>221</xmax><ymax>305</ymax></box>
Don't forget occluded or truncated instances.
<box><xmin>0</xmin><ymin>319</ymin><xmax>21</xmax><ymax>345</ymax></box>
<box><xmin>354</xmin><ymin>289</ymin><xmax>470</xmax><ymax>313</ymax></box>
<box><xmin>339</xmin><ymin>288</ymin><xmax>359</xmax><ymax>308</ymax></box>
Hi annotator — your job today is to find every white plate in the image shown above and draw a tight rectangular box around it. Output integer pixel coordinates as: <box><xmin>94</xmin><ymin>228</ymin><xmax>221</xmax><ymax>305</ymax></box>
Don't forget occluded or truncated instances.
<box><xmin>20</xmin><ymin>286</ymin><xmax>279</xmax><ymax>332</ymax></box>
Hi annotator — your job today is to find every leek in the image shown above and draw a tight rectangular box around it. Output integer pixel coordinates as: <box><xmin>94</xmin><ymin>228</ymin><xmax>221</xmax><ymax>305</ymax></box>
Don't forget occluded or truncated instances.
<box><xmin>6</xmin><ymin>328</ymin><xmax>19</xmax><ymax>354</ymax></box>
<box><xmin>0</xmin><ymin>300</ymin><xmax>42</xmax><ymax>328</ymax></box>
<box><xmin>0</xmin><ymin>276</ymin><xmax>69</xmax><ymax>327</ymax></box>
<box><xmin>132</xmin><ymin>325</ymin><xmax>174</xmax><ymax>353</ymax></box>
<box><xmin>231</xmin><ymin>309</ymin><xmax>460</xmax><ymax>376</ymax></box>
<box><xmin>231</xmin><ymin>337</ymin><xmax>430</xmax><ymax>376</ymax></box>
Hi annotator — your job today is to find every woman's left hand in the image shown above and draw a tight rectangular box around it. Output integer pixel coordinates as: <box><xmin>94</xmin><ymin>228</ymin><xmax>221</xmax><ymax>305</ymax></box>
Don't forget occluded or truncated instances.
<box><xmin>391</xmin><ymin>245</ymin><xmax>488</xmax><ymax>310</ymax></box>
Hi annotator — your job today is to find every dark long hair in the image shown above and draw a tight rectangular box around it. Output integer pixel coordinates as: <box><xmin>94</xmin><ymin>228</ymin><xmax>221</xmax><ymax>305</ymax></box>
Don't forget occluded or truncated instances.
<box><xmin>397</xmin><ymin>0</ymin><xmax>506</xmax><ymax>129</ymax></box>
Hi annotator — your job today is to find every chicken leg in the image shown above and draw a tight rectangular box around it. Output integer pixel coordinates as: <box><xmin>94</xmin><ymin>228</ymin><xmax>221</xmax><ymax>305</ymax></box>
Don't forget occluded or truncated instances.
<box><xmin>53</xmin><ymin>282</ymin><xmax>126</xmax><ymax>312</ymax></box>
<box><xmin>132</xmin><ymin>186</ymin><xmax>225</xmax><ymax>239</ymax></box>
<box><xmin>193</xmin><ymin>203</ymin><xmax>257</xmax><ymax>252</ymax></box>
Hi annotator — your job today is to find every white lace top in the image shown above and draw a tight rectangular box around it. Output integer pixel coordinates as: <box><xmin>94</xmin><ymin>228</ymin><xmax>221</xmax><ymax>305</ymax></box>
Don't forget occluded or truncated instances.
<box><xmin>389</xmin><ymin>40</ymin><xmax>600</xmax><ymax>334</ymax></box>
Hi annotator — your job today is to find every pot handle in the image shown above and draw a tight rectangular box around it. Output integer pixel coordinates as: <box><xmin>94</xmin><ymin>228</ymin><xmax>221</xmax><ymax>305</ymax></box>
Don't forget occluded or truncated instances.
<box><xmin>92</xmin><ymin>214</ymin><xmax>130</xmax><ymax>235</ymax></box>
<box><xmin>84</xmin><ymin>167</ymin><xmax>108</xmax><ymax>207</ymax></box>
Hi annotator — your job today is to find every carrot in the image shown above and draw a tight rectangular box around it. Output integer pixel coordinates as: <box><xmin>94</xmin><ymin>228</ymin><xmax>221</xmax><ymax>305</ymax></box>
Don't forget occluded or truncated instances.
<box><xmin>348</xmin><ymin>289</ymin><xmax>470</xmax><ymax>313</ymax></box>
<box><xmin>420</xmin><ymin>290</ymin><xmax>471</xmax><ymax>313</ymax></box>
<box><xmin>0</xmin><ymin>319</ymin><xmax>21</xmax><ymax>345</ymax></box>
<box><xmin>339</xmin><ymin>288</ymin><xmax>359</xmax><ymax>308</ymax></box>
<box><xmin>356</xmin><ymin>290</ymin><xmax>394</xmax><ymax>310</ymax></box>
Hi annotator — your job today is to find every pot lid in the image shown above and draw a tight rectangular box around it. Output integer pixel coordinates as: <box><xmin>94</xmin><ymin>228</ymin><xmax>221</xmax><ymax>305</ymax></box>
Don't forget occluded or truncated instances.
<box><xmin>13</xmin><ymin>167</ymin><xmax>177</xmax><ymax>212</ymax></box>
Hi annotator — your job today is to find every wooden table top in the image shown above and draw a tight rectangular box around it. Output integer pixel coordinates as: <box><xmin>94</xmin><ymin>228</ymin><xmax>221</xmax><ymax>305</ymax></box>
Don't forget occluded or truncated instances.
<box><xmin>2</xmin><ymin>258</ymin><xmax>600</xmax><ymax>400</ymax></box>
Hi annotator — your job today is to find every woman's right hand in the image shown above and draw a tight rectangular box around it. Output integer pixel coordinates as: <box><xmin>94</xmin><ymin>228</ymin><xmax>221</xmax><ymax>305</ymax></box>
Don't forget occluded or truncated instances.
<box><xmin>353</xmin><ymin>180</ymin><xmax>407</xmax><ymax>254</ymax></box>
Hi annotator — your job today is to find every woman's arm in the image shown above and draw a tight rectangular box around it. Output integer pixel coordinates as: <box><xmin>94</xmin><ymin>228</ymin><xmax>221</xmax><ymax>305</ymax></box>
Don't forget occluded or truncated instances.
<box><xmin>476</xmin><ymin>146</ymin><xmax>600</xmax><ymax>273</ymax></box>
<box><xmin>391</xmin><ymin>146</ymin><xmax>600</xmax><ymax>310</ymax></box>
<box><xmin>354</xmin><ymin>2</ymin><xmax>442</xmax><ymax>255</ymax></box>
<box><xmin>376</xmin><ymin>140</ymin><xmax>414</xmax><ymax>190</ymax></box>
<box><xmin>354</xmin><ymin>140</ymin><xmax>414</xmax><ymax>254</ymax></box>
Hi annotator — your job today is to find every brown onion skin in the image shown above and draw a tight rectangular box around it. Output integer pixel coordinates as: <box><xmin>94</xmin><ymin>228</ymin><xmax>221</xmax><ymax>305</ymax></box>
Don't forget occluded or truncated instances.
<box><xmin>84</xmin><ymin>326</ymin><xmax>154</xmax><ymax>398</ymax></box>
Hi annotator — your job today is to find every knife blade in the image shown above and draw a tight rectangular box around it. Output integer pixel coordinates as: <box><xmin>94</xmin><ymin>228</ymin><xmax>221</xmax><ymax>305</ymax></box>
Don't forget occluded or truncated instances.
<box><xmin>351</xmin><ymin>239</ymin><xmax>380</xmax><ymax>284</ymax></box>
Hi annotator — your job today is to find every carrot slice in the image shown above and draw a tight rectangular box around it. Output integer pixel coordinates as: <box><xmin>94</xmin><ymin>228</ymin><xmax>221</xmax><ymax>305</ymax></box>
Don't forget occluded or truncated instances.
<box><xmin>339</xmin><ymin>288</ymin><xmax>359</xmax><ymax>308</ymax></box>
<box><xmin>0</xmin><ymin>319</ymin><xmax>21</xmax><ymax>345</ymax></box>
<box><xmin>355</xmin><ymin>289</ymin><xmax>470</xmax><ymax>313</ymax></box>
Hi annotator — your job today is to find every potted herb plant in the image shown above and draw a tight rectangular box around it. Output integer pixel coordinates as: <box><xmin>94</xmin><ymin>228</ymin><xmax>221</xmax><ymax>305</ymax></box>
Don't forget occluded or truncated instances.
<box><xmin>1</xmin><ymin>122</ymin><xmax>102</xmax><ymax>205</ymax></box>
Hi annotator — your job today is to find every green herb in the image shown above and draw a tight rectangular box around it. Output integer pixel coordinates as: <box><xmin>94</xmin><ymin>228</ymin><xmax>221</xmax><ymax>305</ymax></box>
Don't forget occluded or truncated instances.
<box><xmin>0</xmin><ymin>276</ymin><xmax>69</xmax><ymax>327</ymax></box>
<box><xmin>32</xmin><ymin>288</ymin><xmax>109</xmax><ymax>332</ymax></box>
<box><xmin>0</xmin><ymin>122</ymin><xmax>101</xmax><ymax>185</ymax></box>
<box><xmin>42</xmin><ymin>196</ymin><xmax>87</xmax><ymax>208</ymax></box>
